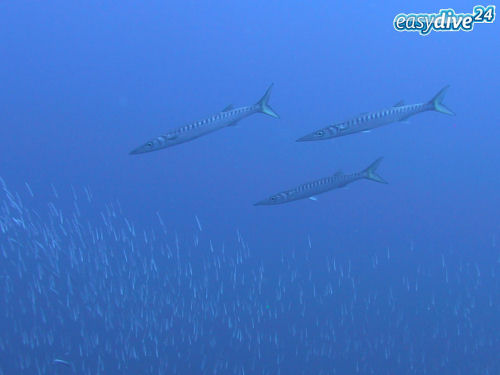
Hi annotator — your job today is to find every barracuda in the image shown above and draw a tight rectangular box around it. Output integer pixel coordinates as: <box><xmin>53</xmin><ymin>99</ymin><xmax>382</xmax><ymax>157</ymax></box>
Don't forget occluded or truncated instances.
<box><xmin>130</xmin><ymin>84</ymin><xmax>279</xmax><ymax>154</ymax></box>
<box><xmin>254</xmin><ymin>157</ymin><xmax>387</xmax><ymax>206</ymax></box>
<box><xmin>296</xmin><ymin>85</ymin><xmax>454</xmax><ymax>142</ymax></box>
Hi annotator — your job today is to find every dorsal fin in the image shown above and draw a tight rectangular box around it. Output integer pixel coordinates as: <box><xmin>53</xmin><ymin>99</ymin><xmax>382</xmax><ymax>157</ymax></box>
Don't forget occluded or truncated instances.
<box><xmin>393</xmin><ymin>100</ymin><xmax>404</xmax><ymax>107</ymax></box>
<box><xmin>222</xmin><ymin>104</ymin><xmax>234</xmax><ymax>112</ymax></box>
<box><xmin>334</xmin><ymin>170</ymin><xmax>343</xmax><ymax>177</ymax></box>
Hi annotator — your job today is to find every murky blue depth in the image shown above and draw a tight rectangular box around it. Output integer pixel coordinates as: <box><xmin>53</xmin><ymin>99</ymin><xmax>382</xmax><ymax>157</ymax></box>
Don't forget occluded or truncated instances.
<box><xmin>0</xmin><ymin>1</ymin><xmax>499</xmax><ymax>374</ymax></box>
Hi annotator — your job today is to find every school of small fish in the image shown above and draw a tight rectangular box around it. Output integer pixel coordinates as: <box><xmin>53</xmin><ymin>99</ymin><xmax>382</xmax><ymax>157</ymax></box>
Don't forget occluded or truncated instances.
<box><xmin>0</xmin><ymin>178</ymin><xmax>498</xmax><ymax>374</ymax></box>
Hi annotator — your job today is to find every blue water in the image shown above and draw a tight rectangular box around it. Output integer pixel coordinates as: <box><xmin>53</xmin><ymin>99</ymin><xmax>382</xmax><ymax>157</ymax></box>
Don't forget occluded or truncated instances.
<box><xmin>0</xmin><ymin>1</ymin><xmax>499</xmax><ymax>374</ymax></box>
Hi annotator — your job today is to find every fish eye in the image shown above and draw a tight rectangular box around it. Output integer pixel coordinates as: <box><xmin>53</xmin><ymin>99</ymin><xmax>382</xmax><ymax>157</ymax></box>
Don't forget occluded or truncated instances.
<box><xmin>271</xmin><ymin>197</ymin><xmax>276</xmax><ymax>201</ymax></box>
<box><xmin>316</xmin><ymin>131</ymin><xmax>324</xmax><ymax>136</ymax></box>
<box><xmin>146</xmin><ymin>142</ymin><xmax>153</xmax><ymax>148</ymax></box>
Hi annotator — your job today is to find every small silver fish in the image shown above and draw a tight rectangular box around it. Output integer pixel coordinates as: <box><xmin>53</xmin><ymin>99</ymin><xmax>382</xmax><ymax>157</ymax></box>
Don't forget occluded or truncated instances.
<box><xmin>53</xmin><ymin>358</ymin><xmax>75</xmax><ymax>372</ymax></box>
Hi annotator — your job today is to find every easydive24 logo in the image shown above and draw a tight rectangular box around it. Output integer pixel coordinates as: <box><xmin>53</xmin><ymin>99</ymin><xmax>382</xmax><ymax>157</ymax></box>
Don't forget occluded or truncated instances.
<box><xmin>394</xmin><ymin>5</ymin><xmax>495</xmax><ymax>35</ymax></box>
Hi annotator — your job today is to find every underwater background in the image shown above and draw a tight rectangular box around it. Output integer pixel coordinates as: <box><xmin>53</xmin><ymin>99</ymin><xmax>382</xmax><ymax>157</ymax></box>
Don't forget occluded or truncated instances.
<box><xmin>0</xmin><ymin>0</ymin><xmax>499</xmax><ymax>374</ymax></box>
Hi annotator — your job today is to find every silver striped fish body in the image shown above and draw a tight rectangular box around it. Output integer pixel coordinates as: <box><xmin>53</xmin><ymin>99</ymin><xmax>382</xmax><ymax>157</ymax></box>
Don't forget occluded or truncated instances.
<box><xmin>130</xmin><ymin>105</ymin><xmax>259</xmax><ymax>154</ymax></box>
<box><xmin>130</xmin><ymin>84</ymin><xmax>279</xmax><ymax>154</ymax></box>
<box><xmin>255</xmin><ymin>172</ymin><xmax>363</xmax><ymax>205</ymax></box>
<box><xmin>297</xmin><ymin>102</ymin><xmax>431</xmax><ymax>141</ymax></box>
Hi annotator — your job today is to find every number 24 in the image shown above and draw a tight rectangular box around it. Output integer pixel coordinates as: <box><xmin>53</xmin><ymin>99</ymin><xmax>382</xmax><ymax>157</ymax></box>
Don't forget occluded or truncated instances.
<box><xmin>473</xmin><ymin>5</ymin><xmax>495</xmax><ymax>22</ymax></box>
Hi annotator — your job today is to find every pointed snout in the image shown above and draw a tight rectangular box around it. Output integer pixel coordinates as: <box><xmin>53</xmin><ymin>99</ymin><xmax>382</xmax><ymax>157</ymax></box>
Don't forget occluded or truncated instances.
<box><xmin>296</xmin><ymin>134</ymin><xmax>313</xmax><ymax>142</ymax></box>
<box><xmin>129</xmin><ymin>145</ymin><xmax>149</xmax><ymax>155</ymax></box>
